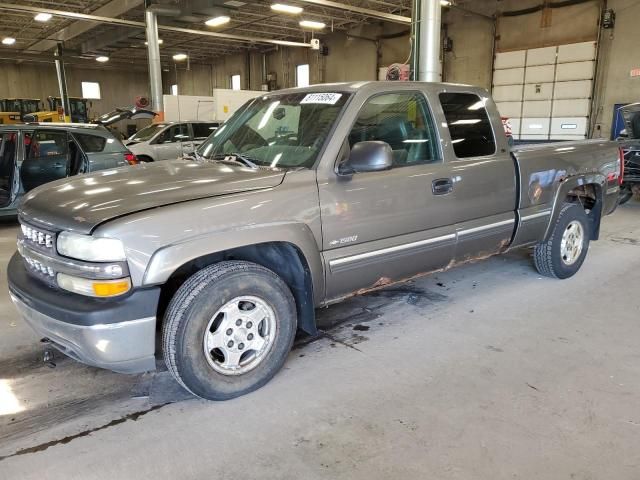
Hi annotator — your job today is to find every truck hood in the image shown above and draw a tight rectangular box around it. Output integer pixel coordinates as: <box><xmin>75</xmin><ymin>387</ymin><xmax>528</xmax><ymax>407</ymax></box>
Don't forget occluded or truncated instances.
<box><xmin>20</xmin><ymin>159</ymin><xmax>286</xmax><ymax>234</ymax></box>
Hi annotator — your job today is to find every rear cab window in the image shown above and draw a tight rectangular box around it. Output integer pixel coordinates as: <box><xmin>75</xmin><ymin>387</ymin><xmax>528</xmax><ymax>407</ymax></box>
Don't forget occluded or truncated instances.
<box><xmin>439</xmin><ymin>92</ymin><xmax>496</xmax><ymax>158</ymax></box>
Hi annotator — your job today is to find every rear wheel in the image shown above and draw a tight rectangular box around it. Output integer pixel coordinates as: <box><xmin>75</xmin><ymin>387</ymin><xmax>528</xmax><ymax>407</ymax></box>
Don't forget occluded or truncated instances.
<box><xmin>533</xmin><ymin>203</ymin><xmax>591</xmax><ymax>279</ymax></box>
<box><xmin>162</xmin><ymin>261</ymin><xmax>297</xmax><ymax>400</ymax></box>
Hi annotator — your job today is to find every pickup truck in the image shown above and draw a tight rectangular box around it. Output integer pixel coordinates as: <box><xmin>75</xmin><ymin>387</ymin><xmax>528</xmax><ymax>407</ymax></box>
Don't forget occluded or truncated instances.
<box><xmin>8</xmin><ymin>82</ymin><xmax>623</xmax><ymax>400</ymax></box>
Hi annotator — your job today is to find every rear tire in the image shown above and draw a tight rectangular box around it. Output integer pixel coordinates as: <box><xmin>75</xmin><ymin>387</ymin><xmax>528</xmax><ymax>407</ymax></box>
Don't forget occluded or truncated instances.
<box><xmin>162</xmin><ymin>261</ymin><xmax>297</xmax><ymax>400</ymax></box>
<box><xmin>619</xmin><ymin>186</ymin><xmax>633</xmax><ymax>205</ymax></box>
<box><xmin>533</xmin><ymin>203</ymin><xmax>591</xmax><ymax>279</ymax></box>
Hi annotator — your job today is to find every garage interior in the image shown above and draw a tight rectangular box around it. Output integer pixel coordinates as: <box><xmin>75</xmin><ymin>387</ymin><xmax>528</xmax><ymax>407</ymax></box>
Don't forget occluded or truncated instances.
<box><xmin>0</xmin><ymin>0</ymin><xmax>639</xmax><ymax>478</ymax></box>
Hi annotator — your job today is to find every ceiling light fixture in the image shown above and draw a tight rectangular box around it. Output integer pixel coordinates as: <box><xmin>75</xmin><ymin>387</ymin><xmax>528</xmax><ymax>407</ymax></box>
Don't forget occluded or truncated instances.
<box><xmin>2</xmin><ymin>37</ymin><xmax>16</xmax><ymax>45</ymax></box>
<box><xmin>440</xmin><ymin>0</ymin><xmax>452</xmax><ymax>6</ymax></box>
<box><xmin>173</xmin><ymin>53</ymin><xmax>188</xmax><ymax>61</ymax></box>
<box><xmin>96</xmin><ymin>56</ymin><xmax>109</xmax><ymax>63</ymax></box>
<box><xmin>145</xmin><ymin>39</ymin><xmax>164</xmax><ymax>45</ymax></box>
<box><xmin>271</xmin><ymin>4</ymin><xmax>303</xmax><ymax>14</ymax></box>
<box><xmin>299</xmin><ymin>20</ymin><xmax>325</xmax><ymax>29</ymax></box>
<box><xmin>34</xmin><ymin>13</ymin><xmax>53</xmax><ymax>22</ymax></box>
<box><xmin>205</xmin><ymin>15</ymin><xmax>231</xmax><ymax>27</ymax></box>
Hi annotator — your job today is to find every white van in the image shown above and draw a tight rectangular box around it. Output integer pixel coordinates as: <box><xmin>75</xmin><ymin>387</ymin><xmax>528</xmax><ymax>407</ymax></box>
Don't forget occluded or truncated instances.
<box><xmin>125</xmin><ymin>120</ymin><xmax>220</xmax><ymax>162</ymax></box>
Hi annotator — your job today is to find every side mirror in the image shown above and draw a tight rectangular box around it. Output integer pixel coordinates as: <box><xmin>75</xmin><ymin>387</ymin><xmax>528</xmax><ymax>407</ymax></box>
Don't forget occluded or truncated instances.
<box><xmin>339</xmin><ymin>141</ymin><xmax>393</xmax><ymax>175</ymax></box>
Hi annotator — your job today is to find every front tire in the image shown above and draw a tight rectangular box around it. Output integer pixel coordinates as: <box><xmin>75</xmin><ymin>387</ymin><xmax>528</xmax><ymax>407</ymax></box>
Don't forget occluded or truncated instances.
<box><xmin>162</xmin><ymin>261</ymin><xmax>297</xmax><ymax>400</ymax></box>
<box><xmin>533</xmin><ymin>203</ymin><xmax>591</xmax><ymax>279</ymax></box>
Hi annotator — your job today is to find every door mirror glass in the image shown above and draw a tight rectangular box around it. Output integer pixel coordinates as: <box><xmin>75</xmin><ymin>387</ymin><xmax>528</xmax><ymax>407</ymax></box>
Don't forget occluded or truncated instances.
<box><xmin>340</xmin><ymin>141</ymin><xmax>393</xmax><ymax>174</ymax></box>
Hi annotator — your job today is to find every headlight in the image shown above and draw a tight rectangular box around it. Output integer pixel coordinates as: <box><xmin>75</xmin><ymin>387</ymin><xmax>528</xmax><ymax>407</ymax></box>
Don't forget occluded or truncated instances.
<box><xmin>57</xmin><ymin>231</ymin><xmax>126</xmax><ymax>262</ymax></box>
<box><xmin>57</xmin><ymin>273</ymin><xmax>131</xmax><ymax>297</ymax></box>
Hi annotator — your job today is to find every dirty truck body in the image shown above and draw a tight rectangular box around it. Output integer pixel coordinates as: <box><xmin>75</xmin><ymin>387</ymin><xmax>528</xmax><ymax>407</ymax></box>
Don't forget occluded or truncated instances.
<box><xmin>8</xmin><ymin>82</ymin><xmax>621</xmax><ymax>400</ymax></box>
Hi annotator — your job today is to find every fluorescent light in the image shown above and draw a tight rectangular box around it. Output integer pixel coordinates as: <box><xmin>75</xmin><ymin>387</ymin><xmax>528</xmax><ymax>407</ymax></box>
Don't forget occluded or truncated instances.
<box><xmin>440</xmin><ymin>0</ymin><xmax>452</xmax><ymax>6</ymax></box>
<box><xmin>173</xmin><ymin>53</ymin><xmax>188</xmax><ymax>61</ymax></box>
<box><xmin>2</xmin><ymin>37</ymin><xmax>16</xmax><ymax>45</ymax></box>
<box><xmin>205</xmin><ymin>16</ymin><xmax>230</xmax><ymax>27</ymax></box>
<box><xmin>271</xmin><ymin>3</ymin><xmax>303</xmax><ymax>14</ymax></box>
<box><xmin>299</xmin><ymin>20</ymin><xmax>325</xmax><ymax>29</ymax></box>
<box><xmin>34</xmin><ymin>12</ymin><xmax>52</xmax><ymax>22</ymax></box>
<box><xmin>96</xmin><ymin>56</ymin><xmax>109</xmax><ymax>63</ymax></box>
<box><xmin>451</xmin><ymin>119</ymin><xmax>481</xmax><ymax>125</ymax></box>
<box><xmin>144</xmin><ymin>39</ymin><xmax>164</xmax><ymax>45</ymax></box>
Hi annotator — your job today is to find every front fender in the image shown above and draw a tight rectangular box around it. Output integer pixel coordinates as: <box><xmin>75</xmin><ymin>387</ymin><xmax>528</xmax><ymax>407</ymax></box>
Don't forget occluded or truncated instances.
<box><xmin>143</xmin><ymin>222</ymin><xmax>325</xmax><ymax>305</ymax></box>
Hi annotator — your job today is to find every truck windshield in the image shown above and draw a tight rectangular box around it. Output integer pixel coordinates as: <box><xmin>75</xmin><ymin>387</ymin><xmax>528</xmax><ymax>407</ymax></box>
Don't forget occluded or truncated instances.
<box><xmin>197</xmin><ymin>91</ymin><xmax>351</xmax><ymax>169</ymax></box>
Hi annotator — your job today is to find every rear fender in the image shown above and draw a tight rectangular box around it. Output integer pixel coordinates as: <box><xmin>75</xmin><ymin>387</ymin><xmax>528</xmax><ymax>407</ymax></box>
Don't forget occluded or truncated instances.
<box><xmin>544</xmin><ymin>174</ymin><xmax>605</xmax><ymax>241</ymax></box>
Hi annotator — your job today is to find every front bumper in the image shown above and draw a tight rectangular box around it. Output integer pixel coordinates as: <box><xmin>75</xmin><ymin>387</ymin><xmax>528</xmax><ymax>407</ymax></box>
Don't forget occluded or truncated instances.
<box><xmin>8</xmin><ymin>252</ymin><xmax>160</xmax><ymax>374</ymax></box>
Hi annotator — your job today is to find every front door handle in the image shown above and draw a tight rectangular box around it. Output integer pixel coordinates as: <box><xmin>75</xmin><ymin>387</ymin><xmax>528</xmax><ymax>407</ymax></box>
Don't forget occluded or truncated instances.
<box><xmin>432</xmin><ymin>178</ymin><xmax>453</xmax><ymax>195</ymax></box>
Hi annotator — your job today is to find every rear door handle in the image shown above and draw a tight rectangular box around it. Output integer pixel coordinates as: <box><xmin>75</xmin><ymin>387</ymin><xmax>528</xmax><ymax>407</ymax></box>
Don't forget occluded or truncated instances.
<box><xmin>432</xmin><ymin>178</ymin><xmax>453</xmax><ymax>195</ymax></box>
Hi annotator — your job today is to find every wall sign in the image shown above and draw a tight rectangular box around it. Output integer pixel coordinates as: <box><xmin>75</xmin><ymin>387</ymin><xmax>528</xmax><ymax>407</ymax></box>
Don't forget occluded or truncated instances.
<box><xmin>631</xmin><ymin>68</ymin><xmax>640</xmax><ymax>78</ymax></box>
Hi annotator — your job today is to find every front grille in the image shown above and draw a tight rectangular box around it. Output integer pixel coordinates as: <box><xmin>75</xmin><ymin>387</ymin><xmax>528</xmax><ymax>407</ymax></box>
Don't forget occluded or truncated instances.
<box><xmin>20</xmin><ymin>222</ymin><xmax>56</xmax><ymax>252</ymax></box>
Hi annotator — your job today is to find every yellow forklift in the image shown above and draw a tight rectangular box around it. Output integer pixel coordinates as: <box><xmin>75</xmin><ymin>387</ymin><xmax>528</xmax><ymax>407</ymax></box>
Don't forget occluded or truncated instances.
<box><xmin>47</xmin><ymin>97</ymin><xmax>89</xmax><ymax>123</ymax></box>
<box><xmin>0</xmin><ymin>98</ymin><xmax>42</xmax><ymax>124</ymax></box>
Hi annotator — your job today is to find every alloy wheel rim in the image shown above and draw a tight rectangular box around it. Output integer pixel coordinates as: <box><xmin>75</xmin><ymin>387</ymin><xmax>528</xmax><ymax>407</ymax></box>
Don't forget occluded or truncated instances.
<box><xmin>560</xmin><ymin>220</ymin><xmax>584</xmax><ymax>266</ymax></box>
<box><xmin>203</xmin><ymin>296</ymin><xmax>276</xmax><ymax>375</ymax></box>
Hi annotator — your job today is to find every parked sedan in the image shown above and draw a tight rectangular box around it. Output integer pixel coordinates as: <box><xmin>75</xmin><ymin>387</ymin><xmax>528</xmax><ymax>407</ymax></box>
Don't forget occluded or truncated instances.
<box><xmin>124</xmin><ymin>120</ymin><xmax>220</xmax><ymax>162</ymax></box>
<box><xmin>0</xmin><ymin>123</ymin><xmax>137</xmax><ymax>217</ymax></box>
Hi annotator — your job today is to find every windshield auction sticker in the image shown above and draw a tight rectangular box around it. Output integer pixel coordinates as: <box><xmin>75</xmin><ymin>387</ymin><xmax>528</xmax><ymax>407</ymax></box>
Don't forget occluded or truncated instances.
<box><xmin>300</xmin><ymin>93</ymin><xmax>343</xmax><ymax>105</ymax></box>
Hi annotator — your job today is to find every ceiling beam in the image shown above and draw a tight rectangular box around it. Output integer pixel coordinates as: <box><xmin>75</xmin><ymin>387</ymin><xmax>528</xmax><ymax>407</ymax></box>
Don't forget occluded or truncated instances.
<box><xmin>294</xmin><ymin>0</ymin><xmax>412</xmax><ymax>24</ymax></box>
<box><xmin>0</xmin><ymin>3</ymin><xmax>312</xmax><ymax>48</ymax></box>
<box><xmin>27</xmin><ymin>0</ymin><xmax>144</xmax><ymax>52</ymax></box>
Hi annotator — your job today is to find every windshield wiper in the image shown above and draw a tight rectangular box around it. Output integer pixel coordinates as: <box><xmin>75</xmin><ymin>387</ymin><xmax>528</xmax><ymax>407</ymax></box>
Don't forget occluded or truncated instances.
<box><xmin>211</xmin><ymin>153</ymin><xmax>259</xmax><ymax>169</ymax></box>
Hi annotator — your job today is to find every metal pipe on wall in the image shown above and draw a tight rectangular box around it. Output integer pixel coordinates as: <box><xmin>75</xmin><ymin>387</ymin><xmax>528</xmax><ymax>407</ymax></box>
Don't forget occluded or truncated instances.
<box><xmin>418</xmin><ymin>0</ymin><xmax>441</xmax><ymax>82</ymax></box>
<box><xmin>54</xmin><ymin>42</ymin><xmax>71</xmax><ymax>122</ymax></box>
<box><xmin>145</xmin><ymin>9</ymin><xmax>163</xmax><ymax>120</ymax></box>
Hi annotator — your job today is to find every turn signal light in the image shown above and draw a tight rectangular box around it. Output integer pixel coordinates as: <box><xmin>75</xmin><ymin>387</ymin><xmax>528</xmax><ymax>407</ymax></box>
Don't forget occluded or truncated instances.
<box><xmin>57</xmin><ymin>273</ymin><xmax>131</xmax><ymax>297</ymax></box>
<box><xmin>92</xmin><ymin>280</ymin><xmax>132</xmax><ymax>297</ymax></box>
<box><xmin>124</xmin><ymin>152</ymin><xmax>139</xmax><ymax>165</ymax></box>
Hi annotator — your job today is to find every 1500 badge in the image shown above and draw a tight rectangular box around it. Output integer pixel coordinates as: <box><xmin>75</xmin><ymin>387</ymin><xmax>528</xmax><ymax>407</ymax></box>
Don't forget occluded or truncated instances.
<box><xmin>329</xmin><ymin>235</ymin><xmax>358</xmax><ymax>246</ymax></box>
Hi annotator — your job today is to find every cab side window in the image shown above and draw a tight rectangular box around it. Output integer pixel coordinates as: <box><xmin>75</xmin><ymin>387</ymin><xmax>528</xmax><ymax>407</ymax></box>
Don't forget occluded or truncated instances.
<box><xmin>349</xmin><ymin>92</ymin><xmax>440</xmax><ymax>167</ymax></box>
<box><xmin>439</xmin><ymin>93</ymin><xmax>496</xmax><ymax>158</ymax></box>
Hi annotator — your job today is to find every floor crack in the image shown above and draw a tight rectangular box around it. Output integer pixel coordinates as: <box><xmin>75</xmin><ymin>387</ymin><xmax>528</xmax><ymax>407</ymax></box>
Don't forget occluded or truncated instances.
<box><xmin>0</xmin><ymin>403</ymin><xmax>171</xmax><ymax>462</ymax></box>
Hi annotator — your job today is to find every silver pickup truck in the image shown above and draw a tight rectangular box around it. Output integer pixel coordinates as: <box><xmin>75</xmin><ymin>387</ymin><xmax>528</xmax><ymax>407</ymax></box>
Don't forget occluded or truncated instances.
<box><xmin>8</xmin><ymin>82</ymin><xmax>622</xmax><ymax>400</ymax></box>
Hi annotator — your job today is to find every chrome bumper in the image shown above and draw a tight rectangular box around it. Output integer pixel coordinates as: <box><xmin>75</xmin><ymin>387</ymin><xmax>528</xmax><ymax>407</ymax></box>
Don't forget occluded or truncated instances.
<box><xmin>10</xmin><ymin>293</ymin><xmax>157</xmax><ymax>374</ymax></box>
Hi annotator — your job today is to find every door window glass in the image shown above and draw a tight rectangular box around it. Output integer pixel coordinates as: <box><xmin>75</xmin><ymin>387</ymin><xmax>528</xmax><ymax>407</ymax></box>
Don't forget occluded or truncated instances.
<box><xmin>349</xmin><ymin>92</ymin><xmax>440</xmax><ymax>167</ymax></box>
<box><xmin>439</xmin><ymin>92</ymin><xmax>496</xmax><ymax>158</ymax></box>
<box><xmin>29</xmin><ymin>130</ymin><xmax>69</xmax><ymax>161</ymax></box>
<box><xmin>192</xmin><ymin>123</ymin><xmax>219</xmax><ymax>140</ymax></box>
<box><xmin>0</xmin><ymin>132</ymin><xmax>17</xmax><ymax>206</ymax></box>
<box><xmin>157</xmin><ymin>124</ymin><xmax>189</xmax><ymax>143</ymax></box>
<box><xmin>74</xmin><ymin>133</ymin><xmax>106</xmax><ymax>152</ymax></box>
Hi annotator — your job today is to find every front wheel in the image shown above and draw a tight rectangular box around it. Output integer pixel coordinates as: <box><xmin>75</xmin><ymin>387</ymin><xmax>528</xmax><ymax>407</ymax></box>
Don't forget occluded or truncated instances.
<box><xmin>533</xmin><ymin>203</ymin><xmax>591</xmax><ymax>279</ymax></box>
<box><xmin>162</xmin><ymin>261</ymin><xmax>297</xmax><ymax>400</ymax></box>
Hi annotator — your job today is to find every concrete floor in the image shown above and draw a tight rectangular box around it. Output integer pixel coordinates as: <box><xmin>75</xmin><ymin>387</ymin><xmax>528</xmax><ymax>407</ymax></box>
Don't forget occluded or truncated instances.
<box><xmin>1</xmin><ymin>203</ymin><xmax>639</xmax><ymax>479</ymax></box>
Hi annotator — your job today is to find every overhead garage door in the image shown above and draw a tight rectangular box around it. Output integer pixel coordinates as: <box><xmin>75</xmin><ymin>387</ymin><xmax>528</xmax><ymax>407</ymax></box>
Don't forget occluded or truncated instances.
<box><xmin>493</xmin><ymin>41</ymin><xmax>596</xmax><ymax>141</ymax></box>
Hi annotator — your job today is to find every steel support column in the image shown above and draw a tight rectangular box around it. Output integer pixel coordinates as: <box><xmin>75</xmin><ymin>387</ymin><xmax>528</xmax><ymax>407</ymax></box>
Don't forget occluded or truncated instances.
<box><xmin>54</xmin><ymin>43</ymin><xmax>71</xmax><ymax>122</ymax></box>
<box><xmin>418</xmin><ymin>0</ymin><xmax>441</xmax><ymax>82</ymax></box>
<box><xmin>144</xmin><ymin>9</ymin><xmax>163</xmax><ymax>121</ymax></box>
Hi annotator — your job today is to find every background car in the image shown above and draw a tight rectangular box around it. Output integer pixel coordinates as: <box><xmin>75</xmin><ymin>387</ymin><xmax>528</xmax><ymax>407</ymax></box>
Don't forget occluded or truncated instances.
<box><xmin>124</xmin><ymin>120</ymin><xmax>220</xmax><ymax>162</ymax></box>
<box><xmin>0</xmin><ymin>123</ymin><xmax>137</xmax><ymax>217</ymax></box>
